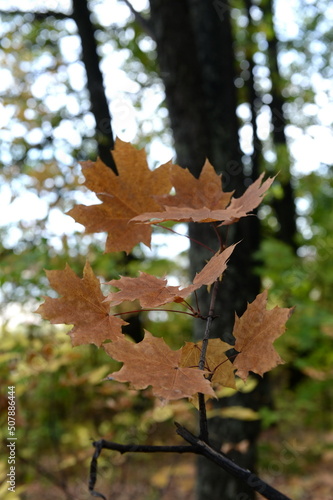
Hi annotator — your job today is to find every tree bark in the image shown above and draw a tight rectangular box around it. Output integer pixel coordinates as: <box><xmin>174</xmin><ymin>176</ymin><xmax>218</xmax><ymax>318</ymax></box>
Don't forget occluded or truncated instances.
<box><xmin>149</xmin><ymin>1</ymin><xmax>267</xmax><ymax>498</ymax></box>
<box><xmin>72</xmin><ymin>0</ymin><xmax>117</xmax><ymax>173</ymax></box>
<box><xmin>263</xmin><ymin>0</ymin><xmax>297</xmax><ymax>249</ymax></box>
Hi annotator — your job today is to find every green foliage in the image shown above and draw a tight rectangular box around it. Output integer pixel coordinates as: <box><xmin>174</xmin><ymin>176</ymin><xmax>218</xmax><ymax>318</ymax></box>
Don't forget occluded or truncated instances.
<box><xmin>1</xmin><ymin>322</ymin><xmax>194</xmax><ymax>496</ymax></box>
<box><xmin>256</xmin><ymin>169</ymin><xmax>333</xmax><ymax>432</ymax></box>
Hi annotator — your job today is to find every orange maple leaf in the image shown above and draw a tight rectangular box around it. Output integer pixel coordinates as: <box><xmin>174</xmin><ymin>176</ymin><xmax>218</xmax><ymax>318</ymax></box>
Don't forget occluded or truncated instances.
<box><xmin>232</xmin><ymin>290</ymin><xmax>294</xmax><ymax>380</ymax></box>
<box><xmin>67</xmin><ymin>139</ymin><xmax>172</xmax><ymax>254</ymax></box>
<box><xmin>104</xmin><ymin>244</ymin><xmax>237</xmax><ymax>308</ymax></box>
<box><xmin>155</xmin><ymin>160</ymin><xmax>233</xmax><ymax>210</ymax></box>
<box><xmin>104</xmin><ymin>331</ymin><xmax>215</xmax><ymax>401</ymax></box>
<box><xmin>104</xmin><ymin>272</ymin><xmax>182</xmax><ymax>308</ymax></box>
<box><xmin>180</xmin><ymin>339</ymin><xmax>236</xmax><ymax>389</ymax></box>
<box><xmin>219</xmin><ymin>173</ymin><xmax>275</xmax><ymax>226</ymax></box>
<box><xmin>132</xmin><ymin>172</ymin><xmax>274</xmax><ymax>225</ymax></box>
<box><xmin>36</xmin><ymin>262</ymin><xmax>127</xmax><ymax>347</ymax></box>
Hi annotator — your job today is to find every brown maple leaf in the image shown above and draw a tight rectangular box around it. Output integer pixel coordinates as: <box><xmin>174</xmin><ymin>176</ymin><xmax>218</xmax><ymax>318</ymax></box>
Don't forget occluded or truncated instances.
<box><xmin>132</xmin><ymin>173</ymin><xmax>274</xmax><ymax>225</ymax></box>
<box><xmin>232</xmin><ymin>290</ymin><xmax>294</xmax><ymax>380</ymax></box>
<box><xmin>190</xmin><ymin>243</ymin><xmax>237</xmax><ymax>289</ymax></box>
<box><xmin>104</xmin><ymin>244</ymin><xmax>237</xmax><ymax>308</ymax></box>
<box><xmin>104</xmin><ymin>331</ymin><xmax>215</xmax><ymax>401</ymax></box>
<box><xmin>219</xmin><ymin>173</ymin><xmax>275</xmax><ymax>226</ymax></box>
<box><xmin>180</xmin><ymin>339</ymin><xmax>236</xmax><ymax>389</ymax></box>
<box><xmin>131</xmin><ymin>205</ymin><xmax>241</xmax><ymax>224</ymax></box>
<box><xmin>36</xmin><ymin>262</ymin><xmax>127</xmax><ymax>347</ymax></box>
<box><xmin>104</xmin><ymin>272</ymin><xmax>182</xmax><ymax>308</ymax></box>
<box><xmin>67</xmin><ymin>139</ymin><xmax>172</xmax><ymax>254</ymax></box>
<box><xmin>155</xmin><ymin>160</ymin><xmax>233</xmax><ymax>210</ymax></box>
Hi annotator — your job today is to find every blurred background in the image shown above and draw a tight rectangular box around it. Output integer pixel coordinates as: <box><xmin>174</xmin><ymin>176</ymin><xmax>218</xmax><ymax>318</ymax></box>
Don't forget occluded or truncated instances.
<box><xmin>0</xmin><ymin>0</ymin><xmax>333</xmax><ymax>498</ymax></box>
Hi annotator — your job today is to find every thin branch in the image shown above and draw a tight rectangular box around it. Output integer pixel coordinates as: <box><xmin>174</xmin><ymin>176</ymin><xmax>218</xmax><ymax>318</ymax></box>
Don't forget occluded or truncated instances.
<box><xmin>121</xmin><ymin>0</ymin><xmax>155</xmax><ymax>39</ymax></box>
<box><xmin>0</xmin><ymin>9</ymin><xmax>68</xmax><ymax>20</ymax></box>
<box><xmin>156</xmin><ymin>223</ymin><xmax>215</xmax><ymax>253</ymax></box>
<box><xmin>112</xmin><ymin>307</ymin><xmax>200</xmax><ymax>318</ymax></box>
<box><xmin>175</xmin><ymin>424</ymin><xmax>292</xmax><ymax>500</ymax></box>
<box><xmin>89</xmin><ymin>430</ymin><xmax>292</xmax><ymax>500</ymax></box>
<box><xmin>197</xmin><ymin>279</ymin><xmax>220</xmax><ymax>441</ymax></box>
<box><xmin>89</xmin><ymin>438</ymin><xmax>199</xmax><ymax>498</ymax></box>
<box><xmin>92</xmin><ymin>439</ymin><xmax>196</xmax><ymax>454</ymax></box>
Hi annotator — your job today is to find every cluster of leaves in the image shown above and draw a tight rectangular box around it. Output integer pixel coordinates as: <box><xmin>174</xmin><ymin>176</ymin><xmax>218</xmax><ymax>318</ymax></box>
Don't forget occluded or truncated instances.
<box><xmin>37</xmin><ymin>139</ymin><xmax>294</xmax><ymax>404</ymax></box>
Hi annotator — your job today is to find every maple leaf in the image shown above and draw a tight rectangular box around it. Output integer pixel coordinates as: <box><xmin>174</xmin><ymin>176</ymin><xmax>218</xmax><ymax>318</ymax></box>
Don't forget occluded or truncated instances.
<box><xmin>132</xmin><ymin>173</ymin><xmax>274</xmax><ymax>225</ymax></box>
<box><xmin>232</xmin><ymin>290</ymin><xmax>294</xmax><ymax>380</ymax></box>
<box><xmin>104</xmin><ymin>244</ymin><xmax>237</xmax><ymax>308</ymax></box>
<box><xmin>104</xmin><ymin>331</ymin><xmax>215</xmax><ymax>401</ymax></box>
<box><xmin>219</xmin><ymin>172</ymin><xmax>275</xmax><ymax>226</ymax></box>
<box><xmin>131</xmin><ymin>205</ymin><xmax>241</xmax><ymax>224</ymax></box>
<box><xmin>180</xmin><ymin>339</ymin><xmax>236</xmax><ymax>389</ymax></box>
<box><xmin>104</xmin><ymin>272</ymin><xmax>182</xmax><ymax>308</ymax></box>
<box><xmin>36</xmin><ymin>262</ymin><xmax>127</xmax><ymax>347</ymax></box>
<box><xmin>189</xmin><ymin>243</ymin><xmax>237</xmax><ymax>289</ymax></box>
<box><xmin>155</xmin><ymin>160</ymin><xmax>233</xmax><ymax>210</ymax></box>
<box><xmin>67</xmin><ymin>139</ymin><xmax>172</xmax><ymax>254</ymax></box>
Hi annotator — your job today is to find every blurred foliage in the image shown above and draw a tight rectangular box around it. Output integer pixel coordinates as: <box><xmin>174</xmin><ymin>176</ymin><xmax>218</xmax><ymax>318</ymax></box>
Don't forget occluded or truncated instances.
<box><xmin>0</xmin><ymin>0</ymin><xmax>333</xmax><ymax>497</ymax></box>
<box><xmin>0</xmin><ymin>321</ymin><xmax>195</xmax><ymax>498</ymax></box>
<box><xmin>256</xmin><ymin>168</ymin><xmax>333</xmax><ymax>433</ymax></box>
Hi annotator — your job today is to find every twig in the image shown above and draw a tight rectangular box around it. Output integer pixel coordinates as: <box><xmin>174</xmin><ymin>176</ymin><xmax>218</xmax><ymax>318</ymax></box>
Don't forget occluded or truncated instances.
<box><xmin>122</xmin><ymin>0</ymin><xmax>155</xmax><ymax>39</ymax></box>
<box><xmin>175</xmin><ymin>423</ymin><xmax>292</xmax><ymax>500</ymax></box>
<box><xmin>156</xmin><ymin>223</ymin><xmax>216</xmax><ymax>253</ymax></box>
<box><xmin>89</xmin><ymin>439</ymin><xmax>199</xmax><ymax>498</ymax></box>
<box><xmin>89</xmin><ymin>430</ymin><xmax>292</xmax><ymax>500</ymax></box>
<box><xmin>197</xmin><ymin>279</ymin><xmax>220</xmax><ymax>441</ymax></box>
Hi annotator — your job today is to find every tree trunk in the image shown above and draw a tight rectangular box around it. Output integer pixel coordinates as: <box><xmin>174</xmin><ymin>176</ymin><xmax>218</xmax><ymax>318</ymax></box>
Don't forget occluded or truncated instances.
<box><xmin>149</xmin><ymin>1</ymin><xmax>268</xmax><ymax>498</ymax></box>
<box><xmin>72</xmin><ymin>0</ymin><xmax>117</xmax><ymax>173</ymax></box>
<box><xmin>263</xmin><ymin>0</ymin><xmax>297</xmax><ymax>250</ymax></box>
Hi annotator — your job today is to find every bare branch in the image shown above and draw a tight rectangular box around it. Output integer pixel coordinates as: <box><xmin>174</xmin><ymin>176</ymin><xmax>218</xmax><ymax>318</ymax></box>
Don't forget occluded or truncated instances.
<box><xmin>89</xmin><ymin>438</ymin><xmax>198</xmax><ymax>498</ymax></box>
<box><xmin>122</xmin><ymin>0</ymin><xmax>155</xmax><ymax>39</ymax></box>
<box><xmin>0</xmin><ymin>9</ymin><xmax>68</xmax><ymax>20</ymax></box>
<box><xmin>175</xmin><ymin>423</ymin><xmax>292</xmax><ymax>500</ymax></box>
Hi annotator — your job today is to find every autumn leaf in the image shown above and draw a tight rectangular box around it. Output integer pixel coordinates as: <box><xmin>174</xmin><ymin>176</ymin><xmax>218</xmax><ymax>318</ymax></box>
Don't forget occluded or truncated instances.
<box><xmin>131</xmin><ymin>205</ymin><xmax>241</xmax><ymax>224</ymax></box>
<box><xmin>190</xmin><ymin>243</ymin><xmax>237</xmax><ymax>289</ymax></box>
<box><xmin>36</xmin><ymin>262</ymin><xmax>127</xmax><ymax>347</ymax></box>
<box><xmin>104</xmin><ymin>272</ymin><xmax>183</xmax><ymax>308</ymax></box>
<box><xmin>104</xmin><ymin>331</ymin><xmax>215</xmax><ymax>401</ymax></box>
<box><xmin>67</xmin><ymin>139</ymin><xmax>172</xmax><ymax>253</ymax></box>
<box><xmin>132</xmin><ymin>173</ymin><xmax>274</xmax><ymax>225</ymax></box>
<box><xmin>180</xmin><ymin>339</ymin><xmax>236</xmax><ymax>389</ymax></box>
<box><xmin>232</xmin><ymin>290</ymin><xmax>294</xmax><ymax>380</ymax></box>
<box><xmin>155</xmin><ymin>160</ymin><xmax>233</xmax><ymax>210</ymax></box>
<box><xmin>219</xmin><ymin>173</ymin><xmax>276</xmax><ymax>226</ymax></box>
<box><xmin>104</xmin><ymin>244</ymin><xmax>237</xmax><ymax>307</ymax></box>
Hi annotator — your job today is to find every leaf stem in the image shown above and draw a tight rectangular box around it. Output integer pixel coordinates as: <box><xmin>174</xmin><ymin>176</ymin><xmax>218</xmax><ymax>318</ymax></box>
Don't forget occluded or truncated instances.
<box><xmin>156</xmin><ymin>223</ymin><xmax>215</xmax><ymax>253</ymax></box>
<box><xmin>112</xmin><ymin>308</ymin><xmax>200</xmax><ymax>318</ymax></box>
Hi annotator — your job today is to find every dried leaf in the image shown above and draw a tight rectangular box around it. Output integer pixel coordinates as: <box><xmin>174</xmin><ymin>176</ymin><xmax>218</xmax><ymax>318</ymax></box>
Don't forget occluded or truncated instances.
<box><xmin>191</xmin><ymin>244</ymin><xmax>237</xmax><ymax>288</ymax></box>
<box><xmin>104</xmin><ymin>332</ymin><xmax>215</xmax><ymax>401</ymax></box>
<box><xmin>133</xmin><ymin>172</ymin><xmax>274</xmax><ymax>225</ymax></box>
<box><xmin>233</xmin><ymin>290</ymin><xmax>294</xmax><ymax>380</ymax></box>
<box><xmin>219</xmin><ymin>173</ymin><xmax>275</xmax><ymax>226</ymax></box>
<box><xmin>36</xmin><ymin>262</ymin><xmax>127</xmax><ymax>347</ymax></box>
<box><xmin>155</xmin><ymin>160</ymin><xmax>233</xmax><ymax>210</ymax></box>
<box><xmin>104</xmin><ymin>272</ymin><xmax>182</xmax><ymax>308</ymax></box>
<box><xmin>131</xmin><ymin>205</ymin><xmax>241</xmax><ymax>224</ymax></box>
<box><xmin>104</xmin><ymin>244</ymin><xmax>237</xmax><ymax>307</ymax></box>
<box><xmin>180</xmin><ymin>339</ymin><xmax>236</xmax><ymax>389</ymax></box>
<box><xmin>67</xmin><ymin>139</ymin><xmax>172</xmax><ymax>253</ymax></box>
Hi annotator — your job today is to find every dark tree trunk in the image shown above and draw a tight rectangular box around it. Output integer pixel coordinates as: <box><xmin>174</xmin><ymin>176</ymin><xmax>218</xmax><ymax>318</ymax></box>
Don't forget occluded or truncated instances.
<box><xmin>149</xmin><ymin>1</ymin><xmax>268</xmax><ymax>498</ymax></box>
<box><xmin>72</xmin><ymin>0</ymin><xmax>117</xmax><ymax>173</ymax></box>
<box><xmin>263</xmin><ymin>0</ymin><xmax>297</xmax><ymax>250</ymax></box>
